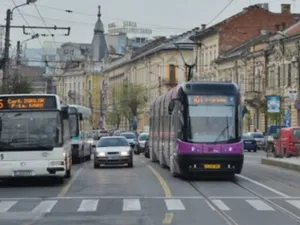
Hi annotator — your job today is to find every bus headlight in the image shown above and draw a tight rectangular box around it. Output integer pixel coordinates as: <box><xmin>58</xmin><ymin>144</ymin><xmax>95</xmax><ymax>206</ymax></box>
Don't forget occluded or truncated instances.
<box><xmin>120</xmin><ymin>151</ymin><xmax>129</xmax><ymax>156</ymax></box>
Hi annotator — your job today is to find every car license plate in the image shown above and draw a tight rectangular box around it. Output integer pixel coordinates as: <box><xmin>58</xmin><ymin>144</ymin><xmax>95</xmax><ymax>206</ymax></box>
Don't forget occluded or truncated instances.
<box><xmin>13</xmin><ymin>170</ymin><xmax>33</xmax><ymax>176</ymax></box>
<box><xmin>245</xmin><ymin>141</ymin><xmax>251</xmax><ymax>143</ymax></box>
<box><xmin>108</xmin><ymin>156</ymin><xmax>118</xmax><ymax>160</ymax></box>
<box><xmin>204</xmin><ymin>164</ymin><xmax>221</xmax><ymax>169</ymax></box>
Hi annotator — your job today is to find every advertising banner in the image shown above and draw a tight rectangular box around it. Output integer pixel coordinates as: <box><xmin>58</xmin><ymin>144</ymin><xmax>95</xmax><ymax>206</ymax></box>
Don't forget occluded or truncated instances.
<box><xmin>266</xmin><ymin>96</ymin><xmax>280</xmax><ymax>113</ymax></box>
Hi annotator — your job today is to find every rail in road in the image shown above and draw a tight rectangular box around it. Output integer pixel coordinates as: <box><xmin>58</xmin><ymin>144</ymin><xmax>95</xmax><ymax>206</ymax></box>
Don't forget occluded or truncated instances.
<box><xmin>1</xmin><ymin>153</ymin><xmax>300</xmax><ymax>225</ymax></box>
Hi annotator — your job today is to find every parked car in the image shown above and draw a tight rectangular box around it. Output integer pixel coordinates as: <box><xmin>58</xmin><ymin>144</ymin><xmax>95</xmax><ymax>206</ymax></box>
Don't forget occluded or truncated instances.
<box><xmin>273</xmin><ymin>126</ymin><xmax>300</xmax><ymax>157</ymax></box>
<box><xmin>136</xmin><ymin>133</ymin><xmax>149</xmax><ymax>154</ymax></box>
<box><xmin>248</xmin><ymin>132</ymin><xmax>265</xmax><ymax>150</ymax></box>
<box><xmin>243</xmin><ymin>134</ymin><xmax>257</xmax><ymax>152</ymax></box>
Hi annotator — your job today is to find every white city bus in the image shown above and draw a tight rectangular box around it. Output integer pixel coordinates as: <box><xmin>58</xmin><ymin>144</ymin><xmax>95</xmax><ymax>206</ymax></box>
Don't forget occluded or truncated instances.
<box><xmin>0</xmin><ymin>94</ymin><xmax>72</xmax><ymax>182</ymax></box>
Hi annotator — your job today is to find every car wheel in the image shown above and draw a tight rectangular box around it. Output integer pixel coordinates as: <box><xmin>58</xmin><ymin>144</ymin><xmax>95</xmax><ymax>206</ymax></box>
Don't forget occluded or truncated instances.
<box><xmin>253</xmin><ymin>149</ymin><xmax>257</xmax><ymax>152</ymax></box>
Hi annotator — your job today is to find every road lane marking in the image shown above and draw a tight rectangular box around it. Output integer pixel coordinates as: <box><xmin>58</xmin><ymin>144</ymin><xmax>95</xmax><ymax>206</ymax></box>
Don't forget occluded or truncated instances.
<box><xmin>211</xmin><ymin>200</ymin><xmax>231</xmax><ymax>211</ymax></box>
<box><xmin>57</xmin><ymin>167</ymin><xmax>83</xmax><ymax>197</ymax></box>
<box><xmin>77</xmin><ymin>200</ymin><xmax>98</xmax><ymax>212</ymax></box>
<box><xmin>246</xmin><ymin>200</ymin><xmax>274</xmax><ymax>211</ymax></box>
<box><xmin>122</xmin><ymin>199</ymin><xmax>141</xmax><ymax>211</ymax></box>
<box><xmin>236</xmin><ymin>174</ymin><xmax>290</xmax><ymax>197</ymax></box>
<box><xmin>0</xmin><ymin>201</ymin><xmax>17</xmax><ymax>213</ymax></box>
<box><xmin>164</xmin><ymin>199</ymin><xmax>185</xmax><ymax>210</ymax></box>
<box><xmin>32</xmin><ymin>200</ymin><xmax>57</xmax><ymax>213</ymax></box>
<box><xmin>162</xmin><ymin>212</ymin><xmax>174</xmax><ymax>224</ymax></box>
<box><xmin>286</xmin><ymin>200</ymin><xmax>300</xmax><ymax>209</ymax></box>
<box><xmin>147</xmin><ymin>165</ymin><xmax>172</xmax><ymax>197</ymax></box>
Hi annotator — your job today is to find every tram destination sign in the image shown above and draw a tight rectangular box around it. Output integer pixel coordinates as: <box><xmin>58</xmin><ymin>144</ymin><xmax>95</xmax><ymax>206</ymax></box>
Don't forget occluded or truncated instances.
<box><xmin>0</xmin><ymin>96</ymin><xmax>57</xmax><ymax>110</ymax></box>
<box><xmin>188</xmin><ymin>95</ymin><xmax>234</xmax><ymax>105</ymax></box>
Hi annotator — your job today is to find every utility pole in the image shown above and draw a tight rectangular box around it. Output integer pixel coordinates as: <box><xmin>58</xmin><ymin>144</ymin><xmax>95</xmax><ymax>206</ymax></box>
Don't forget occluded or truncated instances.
<box><xmin>0</xmin><ymin>23</ymin><xmax>70</xmax><ymax>93</ymax></box>
<box><xmin>2</xmin><ymin>9</ymin><xmax>11</xmax><ymax>91</ymax></box>
<box><xmin>16</xmin><ymin>41</ymin><xmax>21</xmax><ymax>82</ymax></box>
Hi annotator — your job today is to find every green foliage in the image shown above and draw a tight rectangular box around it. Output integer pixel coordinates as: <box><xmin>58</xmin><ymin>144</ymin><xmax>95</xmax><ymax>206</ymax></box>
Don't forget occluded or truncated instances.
<box><xmin>105</xmin><ymin>87</ymin><xmax>123</xmax><ymax>128</ymax></box>
<box><xmin>0</xmin><ymin>75</ymin><xmax>33</xmax><ymax>94</ymax></box>
<box><xmin>118</xmin><ymin>82</ymin><xmax>147</xmax><ymax>120</ymax></box>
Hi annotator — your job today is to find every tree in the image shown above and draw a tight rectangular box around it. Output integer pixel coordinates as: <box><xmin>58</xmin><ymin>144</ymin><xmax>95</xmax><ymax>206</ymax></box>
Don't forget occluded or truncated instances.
<box><xmin>0</xmin><ymin>75</ymin><xmax>33</xmax><ymax>94</ymax></box>
<box><xmin>118</xmin><ymin>82</ymin><xmax>147</xmax><ymax>129</ymax></box>
<box><xmin>105</xmin><ymin>87</ymin><xmax>123</xmax><ymax>129</ymax></box>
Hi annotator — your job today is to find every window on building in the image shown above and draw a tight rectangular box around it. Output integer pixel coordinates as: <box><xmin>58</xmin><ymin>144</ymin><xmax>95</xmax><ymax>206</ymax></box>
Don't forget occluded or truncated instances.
<box><xmin>277</xmin><ymin>66</ymin><xmax>281</xmax><ymax>87</ymax></box>
<box><xmin>287</xmin><ymin>64</ymin><xmax>292</xmax><ymax>87</ymax></box>
<box><xmin>169</xmin><ymin>64</ymin><xmax>176</xmax><ymax>83</ymax></box>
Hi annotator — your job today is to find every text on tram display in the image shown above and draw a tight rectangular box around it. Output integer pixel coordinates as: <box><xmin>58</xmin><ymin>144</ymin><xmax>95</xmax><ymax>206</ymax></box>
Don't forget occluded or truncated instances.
<box><xmin>188</xmin><ymin>95</ymin><xmax>234</xmax><ymax>105</ymax></box>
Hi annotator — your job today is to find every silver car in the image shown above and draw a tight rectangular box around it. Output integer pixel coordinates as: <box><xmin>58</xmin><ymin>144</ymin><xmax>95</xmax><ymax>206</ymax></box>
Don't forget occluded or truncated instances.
<box><xmin>248</xmin><ymin>132</ymin><xmax>265</xmax><ymax>150</ymax></box>
<box><xmin>93</xmin><ymin>136</ymin><xmax>133</xmax><ymax>168</ymax></box>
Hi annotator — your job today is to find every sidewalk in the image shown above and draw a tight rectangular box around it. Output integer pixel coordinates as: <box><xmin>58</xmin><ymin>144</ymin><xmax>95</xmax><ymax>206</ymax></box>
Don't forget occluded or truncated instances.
<box><xmin>261</xmin><ymin>156</ymin><xmax>300</xmax><ymax>172</ymax></box>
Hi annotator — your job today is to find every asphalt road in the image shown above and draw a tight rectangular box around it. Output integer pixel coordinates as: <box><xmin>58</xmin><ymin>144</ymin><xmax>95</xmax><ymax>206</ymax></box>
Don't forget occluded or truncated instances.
<box><xmin>1</xmin><ymin>151</ymin><xmax>300</xmax><ymax>225</ymax></box>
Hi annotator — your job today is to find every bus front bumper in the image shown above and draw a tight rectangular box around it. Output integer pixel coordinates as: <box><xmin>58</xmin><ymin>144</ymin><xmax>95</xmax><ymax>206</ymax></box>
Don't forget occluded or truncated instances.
<box><xmin>175</xmin><ymin>153</ymin><xmax>244</xmax><ymax>174</ymax></box>
<box><xmin>0</xmin><ymin>160</ymin><xmax>66</xmax><ymax>178</ymax></box>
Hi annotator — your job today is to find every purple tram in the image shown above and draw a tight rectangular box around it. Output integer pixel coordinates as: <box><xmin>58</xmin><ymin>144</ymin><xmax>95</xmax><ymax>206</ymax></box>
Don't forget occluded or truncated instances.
<box><xmin>149</xmin><ymin>81</ymin><xmax>244</xmax><ymax>177</ymax></box>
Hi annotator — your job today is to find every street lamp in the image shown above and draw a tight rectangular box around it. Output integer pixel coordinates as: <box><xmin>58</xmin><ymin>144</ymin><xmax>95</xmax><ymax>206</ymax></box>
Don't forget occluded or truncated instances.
<box><xmin>11</xmin><ymin>0</ymin><xmax>38</xmax><ymax>20</ymax></box>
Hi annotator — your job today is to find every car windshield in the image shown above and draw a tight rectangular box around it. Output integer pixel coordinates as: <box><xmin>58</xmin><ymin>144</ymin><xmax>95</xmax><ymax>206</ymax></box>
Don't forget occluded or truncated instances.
<box><xmin>251</xmin><ymin>133</ymin><xmax>264</xmax><ymax>138</ymax></box>
<box><xmin>97</xmin><ymin>138</ymin><xmax>129</xmax><ymax>147</ymax></box>
<box><xmin>188</xmin><ymin>104</ymin><xmax>235</xmax><ymax>142</ymax></box>
<box><xmin>120</xmin><ymin>133</ymin><xmax>136</xmax><ymax>139</ymax></box>
<box><xmin>138</xmin><ymin>134</ymin><xmax>149</xmax><ymax>141</ymax></box>
<box><xmin>243</xmin><ymin>135</ymin><xmax>253</xmax><ymax>140</ymax></box>
<box><xmin>0</xmin><ymin>111</ymin><xmax>62</xmax><ymax>151</ymax></box>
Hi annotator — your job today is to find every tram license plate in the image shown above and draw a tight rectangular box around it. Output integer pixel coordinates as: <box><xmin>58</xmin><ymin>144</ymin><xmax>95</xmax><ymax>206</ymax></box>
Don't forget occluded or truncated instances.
<box><xmin>14</xmin><ymin>170</ymin><xmax>33</xmax><ymax>176</ymax></box>
<box><xmin>204</xmin><ymin>164</ymin><xmax>220</xmax><ymax>169</ymax></box>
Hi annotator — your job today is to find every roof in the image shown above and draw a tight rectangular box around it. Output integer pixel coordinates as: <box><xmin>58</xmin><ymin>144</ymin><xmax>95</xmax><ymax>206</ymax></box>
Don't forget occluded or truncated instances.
<box><xmin>131</xmin><ymin>27</ymin><xmax>199</xmax><ymax>62</ymax></box>
<box><xmin>103</xmin><ymin>28</ymin><xmax>199</xmax><ymax>73</ymax></box>
<box><xmin>190</xmin><ymin>4</ymin><xmax>300</xmax><ymax>41</ymax></box>
<box><xmin>214</xmin><ymin>34</ymin><xmax>272</xmax><ymax>63</ymax></box>
<box><xmin>270</xmin><ymin>20</ymin><xmax>300</xmax><ymax>40</ymax></box>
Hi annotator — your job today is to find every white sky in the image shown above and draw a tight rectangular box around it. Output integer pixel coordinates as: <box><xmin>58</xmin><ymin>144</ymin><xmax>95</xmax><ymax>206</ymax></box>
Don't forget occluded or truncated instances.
<box><xmin>0</xmin><ymin>0</ymin><xmax>299</xmax><ymax>50</ymax></box>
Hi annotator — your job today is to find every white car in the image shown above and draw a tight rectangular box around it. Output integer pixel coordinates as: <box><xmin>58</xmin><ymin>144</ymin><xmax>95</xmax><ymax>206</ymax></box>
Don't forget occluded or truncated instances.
<box><xmin>93</xmin><ymin>136</ymin><xmax>133</xmax><ymax>168</ymax></box>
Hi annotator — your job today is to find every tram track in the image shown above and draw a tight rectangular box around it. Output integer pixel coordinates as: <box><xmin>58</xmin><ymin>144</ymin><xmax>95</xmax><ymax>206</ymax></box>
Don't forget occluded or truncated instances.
<box><xmin>188</xmin><ymin>176</ymin><xmax>300</xmax><ymax>225</ymax></box>
<box><xmin>188</xmin><ymin>181</ymin><xmax>239</xmax><ymax>225</ymax></box>
<box><xmin>232</xmin><ymin>178</ymin><xmax>300</xmax><ymax>223</ymax></box>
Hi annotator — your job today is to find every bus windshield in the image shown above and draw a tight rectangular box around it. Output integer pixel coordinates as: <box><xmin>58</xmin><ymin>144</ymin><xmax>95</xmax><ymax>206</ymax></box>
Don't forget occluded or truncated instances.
<box><xmin>69</xmin><ymin>114</ymin><xmax>78</xmax><ymax>137</ymax></box>
<box><xmin>0</xmin><ymin>111</ymin><xmax>62</xmax><ymax>151</ymax></box>
<box><xmin>188</xmin><ymin>105</ymin><xmax>235</xmax><ymax>143</ymax></box>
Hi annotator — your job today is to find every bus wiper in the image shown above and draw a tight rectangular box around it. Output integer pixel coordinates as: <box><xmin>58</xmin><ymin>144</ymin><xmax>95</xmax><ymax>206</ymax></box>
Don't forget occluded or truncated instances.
<box><xmin>214</xmin><ymin>116</ymin><xmax>229</xmax><ymax>143</ymax></box>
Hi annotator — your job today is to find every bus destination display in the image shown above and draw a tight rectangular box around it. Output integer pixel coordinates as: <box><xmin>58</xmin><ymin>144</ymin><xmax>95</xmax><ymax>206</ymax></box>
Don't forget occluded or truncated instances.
<box><xmin>0</xmin><ymin>96</ymin><xmax>57</xmax><ymax>110</ymax></box>
<box><xmin>189</xmin><ymin>96</ymin><xmax>233</xmax><ymax>105</ymax></box>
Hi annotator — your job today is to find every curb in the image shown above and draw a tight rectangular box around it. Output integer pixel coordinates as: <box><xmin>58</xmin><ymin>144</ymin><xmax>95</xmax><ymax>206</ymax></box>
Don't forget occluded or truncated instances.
<box><xmin>261</xmin><ymin>158</ymin><xmax>300</xmax><ymax>172</ymax></box>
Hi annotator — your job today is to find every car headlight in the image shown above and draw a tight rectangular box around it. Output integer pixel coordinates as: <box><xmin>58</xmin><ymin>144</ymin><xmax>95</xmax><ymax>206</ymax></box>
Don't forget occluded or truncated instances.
<box><xmin>97</xmin><ymin>152</ymin><xmax>106</xmax><ymax>157</ymax></box>
<box><xmin>120</xmin><ymin>151</ymin><xmax>129</xmax><ymax>156</ymax></box>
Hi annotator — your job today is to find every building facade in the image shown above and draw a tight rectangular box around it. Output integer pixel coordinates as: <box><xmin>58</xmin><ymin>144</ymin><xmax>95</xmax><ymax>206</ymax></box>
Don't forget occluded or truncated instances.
<box><xmin>103</xmin><ymin>29</ymin><xmax>199</xmax><ymax>131</ymax></box>
<box><xmin>190</xmin><ymin>3</ymin><xmax>300</xmax><ymax>82</ymax></box>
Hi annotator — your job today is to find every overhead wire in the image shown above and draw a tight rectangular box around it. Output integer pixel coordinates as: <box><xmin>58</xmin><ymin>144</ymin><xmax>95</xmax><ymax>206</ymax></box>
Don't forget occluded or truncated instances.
<box><xmin>11</xmin><ymin>0</ymin><xmax>47</xmax><ymax>55</ymax></box>
<box><xmin>206</xmin><ymin>0</ymin><xmax>234</xmax><ymax>26</ymax></box>
<box><xmin>32</xmin><ymin>3</ymin><xmax>58</xmax><ymax>49</ymax></box>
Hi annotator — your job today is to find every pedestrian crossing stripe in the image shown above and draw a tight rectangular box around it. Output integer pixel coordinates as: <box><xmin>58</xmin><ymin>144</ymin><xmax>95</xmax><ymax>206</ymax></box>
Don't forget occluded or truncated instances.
<box><xmin>0</xmin><ymin>199</ymin><xmax>299</xmax><ymax>213</ymax></box>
